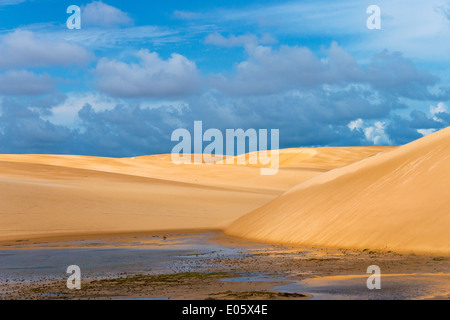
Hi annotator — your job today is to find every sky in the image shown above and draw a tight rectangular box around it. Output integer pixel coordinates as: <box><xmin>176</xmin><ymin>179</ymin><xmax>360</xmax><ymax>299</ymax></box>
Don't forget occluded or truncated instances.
<box><xmin>0</xmin><ymin>0</ymin><xmax>450</xmax><ymax>156</ymax></box>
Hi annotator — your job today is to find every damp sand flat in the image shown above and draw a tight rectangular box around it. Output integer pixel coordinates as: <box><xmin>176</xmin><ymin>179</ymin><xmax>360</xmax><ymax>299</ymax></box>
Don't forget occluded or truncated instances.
<box><xmin>0</xmin><ymin>233</ymin><xmax>251</xmax><ymax>282</ymax></box>
<box><xmin>0</xmin><ymin>232</ymin><xmax>448</xmax><ymax>300</ymax></box>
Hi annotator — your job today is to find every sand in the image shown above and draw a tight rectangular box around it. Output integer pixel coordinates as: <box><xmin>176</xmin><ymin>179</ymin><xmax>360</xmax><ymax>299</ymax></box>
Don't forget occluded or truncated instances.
<box><xmin>0</xmin><ymin>147</ymin><xmax>390</xmax><ymax>244</ymax></box>
<box><xmin>225</xmin><ymin>127</ymin><xmax>450</xmax><ymax>255</ymax></box>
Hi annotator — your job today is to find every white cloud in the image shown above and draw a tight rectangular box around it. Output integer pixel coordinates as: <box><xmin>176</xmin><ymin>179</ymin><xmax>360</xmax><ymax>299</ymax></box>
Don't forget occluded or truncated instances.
<box><xmin>211</xmin><ymin>44</ymin><xmax>335</xmax><ymax>95</ymax></box>
<box><xmin>417</xmin><ymin>128</ymin><xmax>436</xmax><ymax>136</ymax></box>
<box><xmin>45</xmin><ymin>92</ymin><xmax>119</xmax><ymax>127</ymax></box>
<box><xmin>430</xmin><ymin>102</ymin><xmax>448</xmax><ymax>122</ymax></box>
<box><xmin>210</xmin><ymin>42</ymin><xmax>434</xmax><ymax>97</ymax></box>
<box><xmin>45</xmin><ymin>92</ymin><xmax>188</xmax><ymax>128</ymax></box>
<box><xmin>0</xmin><ymin>70</ymin><xmax>54</xmax><ymax>95</ymax></box>
<box><xmin>364</xmin><ymin>121</ymin><xmax>392</xmax><ymax>145</ymax></box>
<box><xmin>348</xmin><ymin>118</ymin><xmax>392</xmax><ymax>145</ymax></box>
<box><xmin>348</xmin><ymin>118</ymin><xmax>363</xmax><ymax>131</ymax></box>
<box><xmin>95</xmin><ymin>49</ymin><xmax>201</xmax><ymax>98</ymax></box>
<box><xmin>0</xmin><ymin>30</ymin><xmax>91</xmax><ymax>69</ymax></box>
<box><xmin>82</xmin><ymin>1</ymin><xmax>133</xmax><ymax>28</ymax></box>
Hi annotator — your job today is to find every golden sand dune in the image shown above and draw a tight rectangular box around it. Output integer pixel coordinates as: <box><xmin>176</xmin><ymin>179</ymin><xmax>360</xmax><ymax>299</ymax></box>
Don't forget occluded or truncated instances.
<box><xmin>0</xmin><ymin>146</ymin><xmax>391</xmax><ymax>192</ymax></box>
<box><xmin>226</xmin><ymin>127</ymin><xmax>450</xmax><ymax>255</ymax></box>
<box><xmin>218</xmin><ymin>146</ymin><xmax>394</xmax><ymax>170</ymax></box>
<box><xmin>0</xmin><ymin>160</ymin><xmax>274</xmax><ymax>241</ymax></box>
<box><xmin>0</xmin><ymin>147</ymin><xmax>390</xmax><ymax>243</ymax></box>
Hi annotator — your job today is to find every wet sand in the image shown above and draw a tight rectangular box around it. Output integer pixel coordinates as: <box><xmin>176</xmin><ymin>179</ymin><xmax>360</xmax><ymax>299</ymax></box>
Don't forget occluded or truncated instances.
<box><xmin>0</xmin><ymin>232</ymin><xmax>448</xmax><ymax>300</ymax></box>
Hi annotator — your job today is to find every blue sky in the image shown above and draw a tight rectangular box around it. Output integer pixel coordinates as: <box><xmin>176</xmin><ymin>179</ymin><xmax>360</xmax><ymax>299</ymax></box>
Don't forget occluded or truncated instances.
<box><xmin>0</xmin><ymin>0</ymin><xmax>450</xmax><ymax>156</ymax></box>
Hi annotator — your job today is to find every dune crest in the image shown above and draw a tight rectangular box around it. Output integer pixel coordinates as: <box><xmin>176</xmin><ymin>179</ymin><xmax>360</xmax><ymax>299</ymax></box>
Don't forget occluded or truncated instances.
<box><xmin>225</xmin><ymin>127</ymin><xmax>450</xmax><ymax>255</ymax></box>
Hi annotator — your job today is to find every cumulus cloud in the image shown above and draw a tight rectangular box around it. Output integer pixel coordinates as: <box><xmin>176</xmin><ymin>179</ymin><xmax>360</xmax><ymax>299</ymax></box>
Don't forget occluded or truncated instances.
<box><xmin>348</xmin><ymin>118</ymin><xmax>363</xmax><ymax>131</ymax></box>
<box><xmin>348</xmin><ymin>119</ymin><xmax>392</xmax><ymax>145</ymax></box>
<box><xmin>0</xmin><ymin>98</ymin><xmax>73</xmax><ymax>153</ymax></box>
<box><xmin>70</xmin><ymin>87</ymin><xmax>420</xmax><ymax>153</ymax></box>
<box><xmin>71</xmin><ymin>91</ymin><xmax>368</xmax><ymax>155</ymax></box>
<box><xmin>431</xmin><ymin>102</ymin><xmax>448</xmax><ymax>115</ymax></box>
<box><xmin>0</xmin><ymin>28</ymin><xmax>446</xmax><ymax>155</ymax></box>
<box><xmin>45</xmin><ymin>92</ymin><xmax>119</xmax><ymax>127</ymax></box>
<box><xmin>2</xmin><ymin>87</ymin><xmax>449</xmax><ymax>156</ymax></box>
<box><xmin>82</xmin><ymin>1</ymin><xmax>133</xmax><ymax>28</ymax></box>
<box><xmin>364</xmin><ymin>50</ymin><xmax>437</xmax><ymax>100</ymax></box>
<box><xmin>431</xmin><ymin>102</ymin><xmax>448</xmax><ymax>121</ymax></box>
<box><xmin>0</xmin><ymin>30</ymin><xmax>91</xmax><ymax>69</ymax></box>
<box><xmin>349</xmin><ymin>108</ymin><xmax>450</xmax><ymax>146</ymax></box>
<box><xmin>211</xmin><ymin>45</ymin><xmax>332</xmax><ymax>95</ymax></box>
<box><xmin>210</xmin><ymin>42</ymin><xmax>437</xmax><ymax>98</ymax></box>
<box><xmin>95</xmin><ymin>49</ymin><xmax>201</xmax><ymax>98</ymax></box>
<box><xmin>74</xmin><ymin>103</ymin><xmax>180</xmax><ymax>155</ymax></box>
<box><xmin>0</xmin><ymin>70</ymin><xmax>54</xmax><ymax>95</ymax></box>
<box><xmin>363</xmin><ymin>122</ymin><xmax>392</xmax><ymax>145</ymax></box>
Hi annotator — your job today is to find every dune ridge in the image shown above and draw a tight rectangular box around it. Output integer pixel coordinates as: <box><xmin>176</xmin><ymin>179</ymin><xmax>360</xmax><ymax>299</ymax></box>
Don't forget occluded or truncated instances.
<box><xmin>225</xmin><ymin>127</ymin><xmax>450</xmax><ymax>255</ymax></box>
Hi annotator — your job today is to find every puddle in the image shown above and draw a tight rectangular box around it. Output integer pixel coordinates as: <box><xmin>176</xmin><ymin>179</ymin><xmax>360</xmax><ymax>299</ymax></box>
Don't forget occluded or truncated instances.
<box><xmin>222</xmin><ymin>273</ymin><xmax>285</xmax><ymax>283</ymax></box>
<box><xmin>0</xmin><ymin>232</ymin><xmax>250</xmax><ymax>282</ymax></box>
<box><xmin>41</xmin><ymin>293</ymin><xmax>68</xmax><ymax>297</ymax></box>
<box><xmin>272</xmin><ymin>273</ymin><xmax>450</xmax><ymax>300</ymax></box>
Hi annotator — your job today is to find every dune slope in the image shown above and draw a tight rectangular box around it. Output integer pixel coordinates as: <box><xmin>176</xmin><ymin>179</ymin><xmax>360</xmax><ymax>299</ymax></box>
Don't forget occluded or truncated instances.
<box><xmin>225</xmin><ymin>127</ymin><xmax>450</xmax><ymax>255</ymax></box>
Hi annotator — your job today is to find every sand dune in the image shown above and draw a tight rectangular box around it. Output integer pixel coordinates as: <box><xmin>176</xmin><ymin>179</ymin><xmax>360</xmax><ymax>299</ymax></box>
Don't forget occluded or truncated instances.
<box><xmin>218</xmin><ymin>146</ymin><xmax>394</xmax><ymax>170</ymax></box>
<box><xmin>0</xmin><ymin>160</ymin><xmax>272</xmax><ymax>242</ymax></box>
<box><xmin>225</xmin><ymin>127</ymin><xmax>450</xmax><ymax>255</ymax></box>
<box><xmin>0</xmin><ymin>147</ymin><xmax>389</xmax><ymax>243</ymax></box>
<box><xmin>0</xmin><ymin>146</ymin><xmax>391</xmax><ymax>192</ymax></box>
